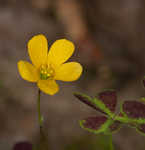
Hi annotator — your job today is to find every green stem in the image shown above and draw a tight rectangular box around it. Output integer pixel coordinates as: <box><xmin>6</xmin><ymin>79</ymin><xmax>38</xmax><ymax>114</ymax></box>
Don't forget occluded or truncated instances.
<box><xmin>109</xmin><ymin>134</ymin><xmax>114</xmax><ymax>150</ymax></box>
<box><xmin>37</xmin><ymin>89</ymin><xmax>43</xmax><ymax>128</ymax></box>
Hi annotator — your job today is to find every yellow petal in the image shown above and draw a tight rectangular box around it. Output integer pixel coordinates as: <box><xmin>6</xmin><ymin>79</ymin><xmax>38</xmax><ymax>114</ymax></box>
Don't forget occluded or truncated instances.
<box><xmin>28</xmin><ymin>34</ymin><xmax>48</xmax><ymax>67</ymax></box>
<box><xmin>18</xmin><ymin>61</ymin><xmax>39</xmax><ymax>82</ymax></box>
<box><xmin>55</xmin><ymin>62</ymin><xmax>83</xmax><ymax>81</ymax></box>
<box><xmin>47</xmin><ymin>39</ymin><xmax>75</xmax><ymax>66</ymax></box>
<box><xmin>37</xmin><ymin>79</ymin><xmax>59</xmax><ymax>95</ymax></box>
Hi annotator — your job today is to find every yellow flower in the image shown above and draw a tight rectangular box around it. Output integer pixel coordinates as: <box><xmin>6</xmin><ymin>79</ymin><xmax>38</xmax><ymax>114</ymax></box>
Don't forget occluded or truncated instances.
<box><xmin>18</xmin><ymin>34</ymin><xmax>83</xmax><ymax>95</ymax></box>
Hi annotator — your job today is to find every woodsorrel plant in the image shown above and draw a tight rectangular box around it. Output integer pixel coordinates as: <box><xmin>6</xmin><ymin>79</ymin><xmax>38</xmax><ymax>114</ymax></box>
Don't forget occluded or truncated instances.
<box><xmin>14</xmin><ymin>34</ymin><xmax>145</xmax><ymax>150</ymax></box>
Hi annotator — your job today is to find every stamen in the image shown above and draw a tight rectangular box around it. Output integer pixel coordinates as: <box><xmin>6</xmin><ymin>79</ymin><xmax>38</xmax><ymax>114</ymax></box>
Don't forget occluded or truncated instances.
<box><xmin>39</xmin><ymin>64</ymin><xmax>54</xmax><ymax>80</ymax></box>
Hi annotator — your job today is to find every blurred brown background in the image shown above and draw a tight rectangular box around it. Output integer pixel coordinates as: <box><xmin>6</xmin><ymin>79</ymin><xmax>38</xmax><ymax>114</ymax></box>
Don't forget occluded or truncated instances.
<box><xmin>1</xmin><ymin>0</ymin><xmax>145</xmax><ymax>150</ymax></box>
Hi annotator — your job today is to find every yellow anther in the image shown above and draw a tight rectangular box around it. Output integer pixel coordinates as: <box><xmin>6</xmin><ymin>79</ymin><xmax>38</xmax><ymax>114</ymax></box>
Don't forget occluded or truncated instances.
<box><xmin>46</xmin><ymin>73</ymin><xmax>50</xmax><ymax>77</ymax></box>
<box><xmin>44</xmin><ymin>70</ymin><xmax>47</xmax><ymax>74</ymax></box>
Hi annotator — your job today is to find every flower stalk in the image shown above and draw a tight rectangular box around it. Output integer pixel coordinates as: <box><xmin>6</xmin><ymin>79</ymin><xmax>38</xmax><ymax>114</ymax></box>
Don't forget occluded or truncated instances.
<box><xmin>37</xmin><ymin>89</ymin><xmax>43</xmax><ymax>128</ymax></box>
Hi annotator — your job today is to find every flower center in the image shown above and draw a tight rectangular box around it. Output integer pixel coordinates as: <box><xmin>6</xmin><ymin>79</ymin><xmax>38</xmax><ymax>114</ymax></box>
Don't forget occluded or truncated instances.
<box><xmin>39</xmin><ymin>64</ymin><xmax>54</xmax><ymax>80</ymax></box>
